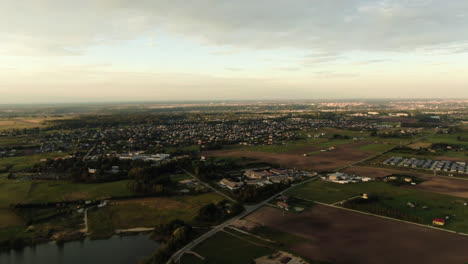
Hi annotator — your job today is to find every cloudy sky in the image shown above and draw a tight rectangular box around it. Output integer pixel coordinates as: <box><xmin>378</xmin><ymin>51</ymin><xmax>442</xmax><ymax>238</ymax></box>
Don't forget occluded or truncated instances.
<box><xmin>1</xmin><ymin>0</ymin><xmax>468</xmax><ymax>103</ymax></box>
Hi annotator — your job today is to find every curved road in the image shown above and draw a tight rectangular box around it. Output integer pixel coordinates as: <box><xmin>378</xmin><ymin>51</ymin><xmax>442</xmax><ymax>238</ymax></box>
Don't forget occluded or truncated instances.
<box><xmin>167</xmin><ymin>176</ymin><xmax>317</xmax><ymax>264</ymax></box>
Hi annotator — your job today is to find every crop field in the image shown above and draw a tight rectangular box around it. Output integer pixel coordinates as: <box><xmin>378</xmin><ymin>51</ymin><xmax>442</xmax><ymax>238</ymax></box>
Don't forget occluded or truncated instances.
<box><xmin>205</xmin><ymin>141</ymin><xmax>378</xmax><ymax>172</ymax></box>
<box><xmin>0</xmin><ymin>117</ymin><xmax>70</xmax><ymax>131</ymax></box>
<box><xmin>244</xmin><ymin>205</ymin><xmax>468</xmax><ymax>264</ymax></box>
<box><xmin>88</xmin><ymin>193</ymin><xmax>223</xmax><ymax>238</ymax></box>
<box><xmin>286</xmin><ymin>180</ymin><xmax>468</xmax><ymax>233</ymax></box>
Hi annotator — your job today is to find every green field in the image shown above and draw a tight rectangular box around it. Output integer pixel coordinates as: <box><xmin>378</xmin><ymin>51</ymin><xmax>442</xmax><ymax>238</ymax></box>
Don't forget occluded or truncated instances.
<box><xmin>230</xmin><ymin>137</ymin><xmax>326</xmax><ymax>153</ymax></box>
<box><xmin>0</xmin><ymin>152</ymin><xmax>66</xmax><ymax>172</ymax></box>
<box><xmin>180</xmin><ymin>253</ymin><xmax>204</xmax><ymax>264</ymax></box>
<box><xmin>25</xmin><ymin>180</ymin><xmax>136</xmax><ymax>203</ymax></box>
<box><xmin>287</xmin><ymin>180</ymin><xmax>468</xmax><ymax>233</ymax></box>
<box><xmin>0</xmin><ymin>174</ymin><xmax>136</xmax><ymax>206</ymax></box>
<box><xmin>249</xmin><ymin>225</ymin><xmax>307</xmax><ymax>247</ymax></box>
<box><xmin>0</xmin><ymin>173</ymin><xmax>137</xmax><ymax>242</ymax></box>
<box><xmin>88</xmin><ymin>193</ymin><xmax>224</xmax><ymax>238</ymax></box>
<box><xmin>425</xmin><ymin>133</ymin><xmax>468</xmax><ymax>147</ymax></box>
<box><xmin>0</xmin><ymin>135</ymin><xmax>37</xmax><ymax>148</ymax></box>
<box><xmin>359</xmin><ymin>143</ymin><xmax>396</xmax><ymax>153</ymax></box>
<box><xmin>0</xmin><ymin>174</ymin><xmax>31</xmax><ymax>208</ymax></box>
<box><xmin>227</xmin><ymin>127</ymin><xmax>426</xmax><ymax>154</ymax></box>
<box><xmin>381</xmin><ymin>148</ymin><xmax>468</xmax><ymax>161</ymax></box>
<box><xmin>182</xmin><ymin>231</ymin><xmax>274</xmax><ymax>264</ymax></box>
<box><xmin>170</xmin><ymin>173</ymin><xmax>192</xmax><ymax>182</ymax></box>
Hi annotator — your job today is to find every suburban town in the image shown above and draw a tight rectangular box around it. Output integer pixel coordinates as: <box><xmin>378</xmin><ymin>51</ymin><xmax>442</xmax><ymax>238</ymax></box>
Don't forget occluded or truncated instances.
<box><xmin>2</xmin><ymin>1</ymin><xmax>468</xmax><ymax>263</ymax></box>
<box><xmin>1</xmin><ymin>99</ymin><xmax>468</xmax><ymax>264</ymax></box>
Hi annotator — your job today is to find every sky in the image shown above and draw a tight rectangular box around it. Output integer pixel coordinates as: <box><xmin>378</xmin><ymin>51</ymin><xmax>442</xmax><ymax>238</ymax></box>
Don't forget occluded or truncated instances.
<box><xmin>1</xmin><ymin>0</ymin><xmax>468</xmax><ymax>103</ymax></box>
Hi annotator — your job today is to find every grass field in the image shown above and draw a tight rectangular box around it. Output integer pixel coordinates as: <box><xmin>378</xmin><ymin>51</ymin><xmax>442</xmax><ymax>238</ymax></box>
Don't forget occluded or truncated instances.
<box><xmin>25</xmin><ymin>180</ymin><xmax>136</xmax><ymax>203</ymax></box>
<box><xmin>0</xmin><ymin>174</ymin><xmax>136</xmax><ymax>206</ymax></box>
<box><xmin>0</xmin><ymin>173</ymin><xmax>139</xmax><ymax>242</ymax></box>
<box><xmin>287</xmin><ymin>180</ymin><xmax>468</xmax><ymax>233</ymax></box>
<box><xmin>0</xmin><ymin>117</ymin><xmax>70</xmax><ymax>131</ymax></box>
<box><xmin>230</xmin><ymin>137</ymin><xmax>327</xmax><ymax>153</ymax></box>
<box><xmin>0</xmin><ymin>152</ymin><xmax>66</xmax><ymax>172</ymax></box>
<box><xmin>358</xmin><ymin>143</ymin><xmax>396</xmax><ymax>153</ymax></box>
<box><xmin>249</xmin><ymin>225</ymin><xmax>307</xmax><ymax>246</ymax></box>
<box><xmin>0</xmin><ymin>135</ymin><xmax>38</xmax><ymax>148</ymax></box>
<box><xmin>425</xmin><ymin>133</ymin><xmax>468</xmax><ymax>147</ymax></box>
<box><xmin>170</xmin><ymin>173</ymin><xmax>191</xmax><ymax>182</ymax></box>
<box><xmin>88</xmin><ymin>193</ymin><xmax>224</xmax><ymax>238</ymax></box>
<box><xmin>182</xmin><ymin>231</ymin><xmax>274</xmax><ymax>264</ymax></box>
<box><xmin>0</xmin><ymin>174</ymin><xmax>31</xmax><ymax>208</ymax></box>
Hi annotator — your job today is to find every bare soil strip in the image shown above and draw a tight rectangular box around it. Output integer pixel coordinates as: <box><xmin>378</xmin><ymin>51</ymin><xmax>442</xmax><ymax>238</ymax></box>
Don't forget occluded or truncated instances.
<box><xmin>245</xmin><ymin>205</ymin><xmax>468</xmax><ymax>264</ymax></box>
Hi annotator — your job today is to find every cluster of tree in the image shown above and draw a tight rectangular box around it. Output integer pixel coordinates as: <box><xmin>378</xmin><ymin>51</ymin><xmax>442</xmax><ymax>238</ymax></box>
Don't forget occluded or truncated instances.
<box><xmin>193</xmin><ymin>157</ymin><xmax>241</xmax><ymax>181</ymax></box>
<box><xmin>146</xmin><ymin>220</ymin><xmax>193</xmax><ymax>264</ymax></box>
<box><xmin>344</xmin><ymin>198</ymin><xmax>424</xmax><ymax>224</ymax></box>
<box><xmin>372</xmin><ymin>131</ymin><xmax>416</xmax><ymax>138</ymax></box>
<box><xmin>432</xmin><ymin>143</ymin><xmax>464</xmax><ymax>151</ymax></box>
<box><xmin>30</xmin><ymin>156</ymin><xmax>129</xmax><ymax>182</ymax></box>
<box><xmin>128</xmin><ymin>158</ymin><xmax>190</xmax><ymax>194</ymax></box>
<box><xmin>391</xmin><ymin>146</ymin><xmax>433</xmax><ymax>156</ymax></box>
<box><xmin>386</xmin><ymin>174</ymin><xmax>425</xmax><ymax>186</ymax></box>
<box><xmin>196</xmin><ymin>200</ymin><xmax>244</xmax><ymax>223</ymax></box>
<box><xmin>47</xmin><ymin>113</ymin><xmax>189</xmax><ymax>130</ymax></box>
<box><xmin>331</xmin><ymin>134</ymin><xmax>351</xmax><ymax>140</ymax></box>
<box><xmin>233</xmin><ymin>182</ymin><xmax>290</xmax><ymax>203</ymax></box>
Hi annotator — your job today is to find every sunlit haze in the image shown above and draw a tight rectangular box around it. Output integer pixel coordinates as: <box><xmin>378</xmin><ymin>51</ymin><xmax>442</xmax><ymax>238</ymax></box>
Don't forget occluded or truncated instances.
<box><xmin>1</xmin><ymin>0</ymin><xmax>468</xmax><ymax>103</ymax></box>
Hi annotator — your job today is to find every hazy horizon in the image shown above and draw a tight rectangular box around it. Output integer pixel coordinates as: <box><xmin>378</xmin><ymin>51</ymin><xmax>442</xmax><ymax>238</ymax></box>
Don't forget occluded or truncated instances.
<box><xmin>2</xmin><ymin>0</ymin><xmax>468</xmax><ymax>103</ymax></box>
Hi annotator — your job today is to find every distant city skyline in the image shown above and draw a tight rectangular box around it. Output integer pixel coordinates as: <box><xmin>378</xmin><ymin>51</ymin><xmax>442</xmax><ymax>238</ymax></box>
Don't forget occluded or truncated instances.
<box><xmin>1</xmin><ymin>0</ymin><xmax>468</xmax><ymax>103</ymax></box>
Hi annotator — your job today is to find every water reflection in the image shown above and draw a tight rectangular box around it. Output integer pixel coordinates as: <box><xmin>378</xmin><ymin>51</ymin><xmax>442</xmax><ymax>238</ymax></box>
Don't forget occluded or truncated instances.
<box><xmin>0</xmin><ymin>234</ymin><xmax>158</xmax><ymax>264</ymax></box>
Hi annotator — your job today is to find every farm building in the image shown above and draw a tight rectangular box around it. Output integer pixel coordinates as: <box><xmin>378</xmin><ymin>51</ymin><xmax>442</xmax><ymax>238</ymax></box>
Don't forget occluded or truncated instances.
<box><xmin>219</xmin><ymin>178</ymin><xmax>241</xmax><ymax>190</ymax></box>
<box><xmin>432</xmin><ymin>218</ymin><xmax>445</xmax><ymax>226</ymax></box>
<box><xmin>277</xmin><ymin>201</ymin><xmax>289</xmax><ymax>211</ymax></box>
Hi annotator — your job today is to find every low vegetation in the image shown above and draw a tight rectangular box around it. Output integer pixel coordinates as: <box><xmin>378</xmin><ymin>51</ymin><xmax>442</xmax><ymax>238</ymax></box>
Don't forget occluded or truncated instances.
<box><xmin>288</xmin><ymin>180</ymin><xmax>468</xmax><ymax>233</ymax></box>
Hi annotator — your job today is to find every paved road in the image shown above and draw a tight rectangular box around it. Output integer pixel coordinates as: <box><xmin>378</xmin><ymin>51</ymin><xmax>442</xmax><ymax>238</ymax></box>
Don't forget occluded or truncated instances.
<box><xmin>167</xmin><ymin>176</ymin><xmax>318</xmax><ymax>264</ymax></box>
<box><xmin>167</xmin><ymin>131</ymin><xmax>439</xmax><ymax>263</ymax></box>
<box><xmin>82</xmin><ymin>144</ymin><xmax>96</xmax><ymax>161</ymax></box>
<box><xmin>182</xmin><ymin>168</ymin><xmax>236</xmax><ymax>202</ymax></box>
<box><xmin>80</xmin><ymin>207</ymin><xmax>91</xmax><ymax>234</ymax></box>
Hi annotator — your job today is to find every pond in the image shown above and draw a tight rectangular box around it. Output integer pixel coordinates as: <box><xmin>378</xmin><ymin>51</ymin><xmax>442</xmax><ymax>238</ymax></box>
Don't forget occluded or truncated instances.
<box><xmin>0</xmin><ymin>234</ymin><xmax>159</xmax><ymax>264</ymax></box>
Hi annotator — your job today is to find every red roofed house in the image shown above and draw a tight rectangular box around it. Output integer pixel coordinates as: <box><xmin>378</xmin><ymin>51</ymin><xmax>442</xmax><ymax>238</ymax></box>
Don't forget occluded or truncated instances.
<box><xmin>219</xmin><ymin>178</ymin><xmax>240</xmax><ymax>190</ymax></box>
<box><xmin>432</xmin><ymin>218</ymin><xmax>445</xmax><ymax>226</ymax></box>
<box><xmin>277</xmin><ymin>201</ymin><xmax>289</xmax><ymax>211</ymax></box>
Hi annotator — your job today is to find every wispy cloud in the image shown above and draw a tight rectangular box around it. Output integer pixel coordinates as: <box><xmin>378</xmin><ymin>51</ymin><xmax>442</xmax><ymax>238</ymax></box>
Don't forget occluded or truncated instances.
<box><xmin>2</xmin><ymin>1</ymin><xmax>468</xmax><ymax>55</ymax></box>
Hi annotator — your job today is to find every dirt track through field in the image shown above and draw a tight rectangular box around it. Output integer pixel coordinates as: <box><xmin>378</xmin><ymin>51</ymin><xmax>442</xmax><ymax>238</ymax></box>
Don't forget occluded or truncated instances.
<box><xmin>245</xmin><ymin>205</ymin><xmax>468</xmax><ymax>264</ymax></box>
<box><xmin>204</xmin><ymin>142</ymin><xmax>375</xmax><ymax>172</ymax></box>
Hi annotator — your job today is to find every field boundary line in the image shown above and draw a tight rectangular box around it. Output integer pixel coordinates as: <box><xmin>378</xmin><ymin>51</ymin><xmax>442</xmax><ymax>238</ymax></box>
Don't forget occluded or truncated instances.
<box><xmin>296</xmin><ymin>196</ymin><xmax>468</xmax><ymax>237</ymax></box>
<box><xmin>331</xmin><ymin>195</ymin><xmax>360</xmax><ymax>206</ymax></box>
<box><xmin>222</xmin><ymin>229</ymin><xmax>270</xmax><ymax>248</ymax></box>
<box><xmin>226</xmin><ymin>226</ymin><xmax>276</xmax><ymax>243</ymax></box>
<box><xmin>186</xmin><ymin>251</ymin><xmax>205</xmax><ymax>260</ymax></box>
